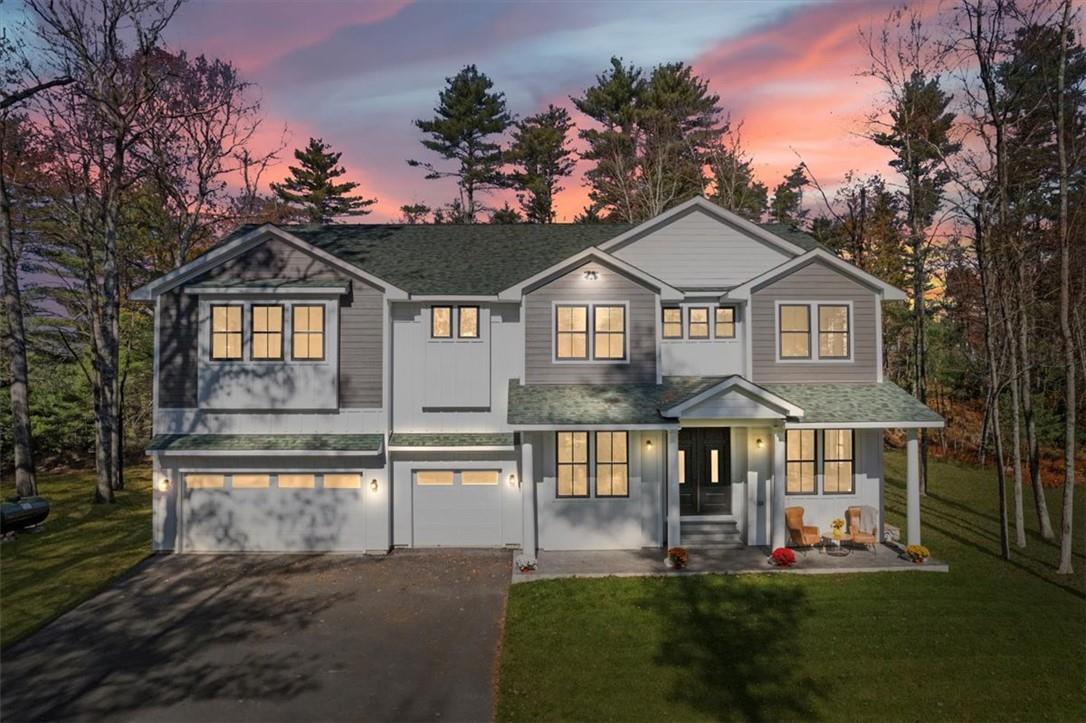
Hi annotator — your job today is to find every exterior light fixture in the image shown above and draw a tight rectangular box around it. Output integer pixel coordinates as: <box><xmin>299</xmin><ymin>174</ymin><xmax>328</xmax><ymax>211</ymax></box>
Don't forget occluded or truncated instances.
<box><xmin>158</xmin><ymin>478</ymin><xmax>170</xmax><ymax>492</ymax></box>
<box><xmin>645</xmin><ymin>439</ymin><xmax>654</xmax><ymax>449</ymax></box>
<box><xmin>756</xmin><ymin>438</ymin><xmax>765</xmax><ymax>449</ymax></box>
<box><xmin>583</xmin><ymin>270</ymin><xmax>599</xmax><ymax>281</ymax></box>
<box><xmin>370</xmin><ymin>478</ymin><xmax>379</xmax><ymax>492</ymax></box>
<box><xmin>508</xmin><ymin>474</ymin><xmax>518</xmax><ymax>488</ymax></box>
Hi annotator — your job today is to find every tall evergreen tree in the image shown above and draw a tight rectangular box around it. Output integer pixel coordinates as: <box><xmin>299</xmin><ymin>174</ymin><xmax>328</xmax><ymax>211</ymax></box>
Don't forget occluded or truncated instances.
<box><xmin>488</xmin><ymin>202</ymin><xmax>522</xmax><ymax>224</ymax></box>
<box><xmin>708</xmin><ymin>129</ymin><xmax>769</xmax><ymax>222</ymax></box>
<box><xmin>508</xmin><ymin>105</ymin><xmax>575</xmax><ymax>223</ymax></box>
<box><xmin>398</xmin><ymin>203</ymin><xmax>432</xmax><ymax>224</ymax></box>
<box><xmin>769</xmin><ymin>165</ymin><xmax>809</xmax><ymax>226</ymax></box>
<box><xmin>272</xmin><ymin>138</ymin><xmax>375</xmax><ymax>223</ymax></box>
<box><xmin>409</xmin><ymin>65</ymin><xmax>511</xmax><ymax>223</ymax></box>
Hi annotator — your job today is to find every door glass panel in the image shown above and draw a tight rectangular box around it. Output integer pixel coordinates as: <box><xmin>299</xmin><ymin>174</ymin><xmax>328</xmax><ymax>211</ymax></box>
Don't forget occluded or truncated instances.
<box><xmin>710</xmin><ymin>449</ymin><xmax>719</xmax><ymax>483</ymax></box>
<box><xmin>678</xmin><ymin>450</ymin><xmax>686</xmax><ymax>484</ymax></box>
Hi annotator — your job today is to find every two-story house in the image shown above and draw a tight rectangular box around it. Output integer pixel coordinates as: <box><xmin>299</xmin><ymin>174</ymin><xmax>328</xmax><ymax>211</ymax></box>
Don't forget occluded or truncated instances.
<box><xmin>133</xmin><ymin>197</ymin><xmax>942</xmax><ymax>558</ymax></box>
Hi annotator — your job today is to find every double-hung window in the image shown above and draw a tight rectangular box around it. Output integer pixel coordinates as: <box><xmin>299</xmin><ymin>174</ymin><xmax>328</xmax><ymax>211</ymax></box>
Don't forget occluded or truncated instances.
<box><xmin>595</xmin><ymin>431</ymin><xmax>628</xmax><ymax>497</ymax></box>
<box><xmin>431</xmin><ymin>306</ymin><xmax>452</xmax><ymax>338</ymax></box>
<box><xmin>251</xmin><ymin>305</ymin><xmax>283</xmax><ymax>360</ymax></box>
<box><xmin>556</xmin><ymin>431</ymin><xmax>589</xmax><ymax>497</ymax></box>
<box><xmin>556</xmin><ymin>305</ymin><xmax>588</xmax><ymax>360</ymax></box>
<box><xmin>210</xmin><ymin>305</ymin><xmax>243</xmax><ymax>360</ymax></box>
<box><xmin>822</xmin><ymin>429</ymin><xmax>854</xmax><ymax>493</ymax></box>
<box><xmin>458</xmin><ymin>306</ymin><xmax>479</xmax><ymax>338</ymax></box>
<box><xmin>688</xmin><ymin>307</ymin><xmax>710</xmax><ymax>338</ymax></box>
<box><xmin>593</xmin><ymin>305</ymin><xmax>625</xmax><ymax>360</ymax></box>
<box><xmin>715</xmin><ymin>307</ymin><xmax>735</xmax><ymax>338</ymax></box>
<box><xmin>292</xmin><ymin>305</ymin><xmax>325</xmax><ymax>360</ymax></box>
<box><xmin>779</xmin><ymin>304</ymin><xmax>811</xmax><ymax>359</ymax></box>
<box><xmin>818</xmin><ymin>305</ymin><xmax>850</xmax><ymax>359</ymax></box>
<box><xmin>785</xmin><ymin>429</ymin><xmax>816</xmax><ymax>494</ymax></box>
<box><xmin>662</xmin><ymin>307</ymin><xmax>683</xmax><ymax>338</ymax></box>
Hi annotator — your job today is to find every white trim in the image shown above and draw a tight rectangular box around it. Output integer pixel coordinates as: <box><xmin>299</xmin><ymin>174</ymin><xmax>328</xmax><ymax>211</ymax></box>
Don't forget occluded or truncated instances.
<box><xmin>131</xmin><ymin>225</ymin><xmax>408</xmax><ymax>301</ymax></box>
<box><xmin>550</xmin><ymin>300</ymin><xmax>631</xmax><ymax>365</ymax></box>
<box><xmin>875</xmin><ymin>299</ymin><xmax>884</xmax><ymax>383</ymax></box>
<box><xmin>598</xmin><ymin>196</ymin><xmax>807</xmax><ymax>258</ymax></box>
<box><xmin>773</xmin><ymin>300</ymin><xmax>855</xmax><ymax>364</ymax></box>
<box><xmin>497</xmin><ymin>247</ymin><xmax>683</xmax><ymax>301</ymax></box>
<box><xmin>787</xmin><ymin>420</ymin><xmax>944</xmax><ymax>429</ymax></box>
<box><xmin>184</xmin><ymin>285</ymin><xmax>349</xmax><ymax>296</ymax></box>
<box><xmin>724</xmin><ymin>248</ymin><xmax>908</xmax><ymax>301</ymax></box>
<box><xmin>660</xmin><ymin>376</ymin><xmax>804</xmax><ymax>418</ymax></box>
<box><xmin>152</xmin><ymin>295</ymin><xmax>161</xmax><ymax>429</ymax></box>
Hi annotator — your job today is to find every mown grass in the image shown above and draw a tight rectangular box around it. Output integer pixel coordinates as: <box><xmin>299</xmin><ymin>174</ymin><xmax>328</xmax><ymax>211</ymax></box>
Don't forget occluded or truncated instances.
<box><xmin>0</xmin><ymin>467</ymin><xmax>152</xmax><ymax>648</ymax></box>
<box><xmin>498</xmin><ymin>451</ymin><xmax>1086</xmax><ymax>722</ymax></box>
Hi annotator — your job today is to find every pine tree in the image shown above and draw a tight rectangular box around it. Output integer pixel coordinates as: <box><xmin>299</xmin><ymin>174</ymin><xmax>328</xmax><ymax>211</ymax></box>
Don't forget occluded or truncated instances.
<box><xmin>708</xmin><ymin>129</ymin><xmax>769</xmax><ymax>222</ymax></box>
<box><xmin>508</xmin><ymin>105</ymin><xmax>575</xmax><ymax>223</ymax></box>
<box><xmin>489</xmin><ymin>202</ymin><xmax>522</xmax><ymax>224</ymax></box>
<box><xmin>398</xmin><ymin>203</ymin><xmax>432</xmax><ymax>224</ymax></box>
<box><xmin>769</xmin><ymin>165</ymin><xmax>809</xmax><ymax>226</ymax></box>
<box><xmin>272</xmin><ymin>138</ymin><xmax>376</xmax><ymax>223</ymax></box>
<box><xmin>409</xmin><ymin>65</ymin><xmax>511</xmax><ymax>223</ymax></box>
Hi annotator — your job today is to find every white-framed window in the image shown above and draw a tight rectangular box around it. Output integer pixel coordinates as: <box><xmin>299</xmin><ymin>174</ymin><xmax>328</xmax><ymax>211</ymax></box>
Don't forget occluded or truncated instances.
<box><xmin>595</xmin><ymin>431</ymin><xmax>629</xmax><ymax>497</ymax></box>
<box><xmin>776</xmin><ymin>301</ymin><xmax>854</xmax><ymax>362</ymax></box>
<box><xmin>715</xmin><ymin>307</ymin><xmax>736</xmax><ymax>338</ymax></box>
<box><xmin>593</xmin><ymin>305</ymin><xmax>626</xmax><ymax>360</ymax></box>
<box><xmin>778</xmin><ymin>304</ymin><xmax>811</xmax><ymax>359</ymax></box>
<box><xmin>291</xmin><ymin>305</ymin><xmax>325</xmax><ymax>360</ymax></box>
<box><xmin>555</xmin><ymin>305</ymin><xmax>589</xmax><ymax>360</ymax></box>
<box><xmin>250</xmin><ymin>305</ymin><xmax>284</xmax><ymax>360</ymax></box>
<box><xmin>662</xmin><ymin>307</ymin><xmax>683</xmax><ymax>338</ymax></box>
<box><xmin>209</xmin><ymin>305</ymin><xmax>243</xmax><ymax>360</ymax></box>
<box><xmin>818</xmin><ymin>304</ymin><xmax>850</xmax><ymax>359</ymax></box>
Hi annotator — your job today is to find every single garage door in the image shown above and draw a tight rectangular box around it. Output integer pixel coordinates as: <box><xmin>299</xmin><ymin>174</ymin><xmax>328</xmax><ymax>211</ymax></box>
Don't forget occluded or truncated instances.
<box><xmin>412</xmin><ymin>469</ymin><xmax>503</xmax><ymax>546</ymax></box>
<box><xmin>181</xmin><ymin>472</ymin><xmax>367</xmax><ymax>552</ymax></box>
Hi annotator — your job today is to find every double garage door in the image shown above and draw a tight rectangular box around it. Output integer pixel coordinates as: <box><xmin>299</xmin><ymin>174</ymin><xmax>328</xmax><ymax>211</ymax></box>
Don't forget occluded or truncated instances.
<box><xmin>411</xmin><ymin>469</ymin><xmax>504</xmax><ymax>546</ymax></box>
<box><xmin>180</xmin><ymin>471</ymin><xmax>368</xmax><ymax>552</ymax></box>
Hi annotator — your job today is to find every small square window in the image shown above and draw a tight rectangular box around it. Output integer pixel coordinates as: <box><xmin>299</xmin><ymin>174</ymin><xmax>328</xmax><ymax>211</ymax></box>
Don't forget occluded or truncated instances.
<box><xmin>431</xmin><ymin>306</ymin><xmax>452</xmax><ymax>338</ymax></box>
<box><xmin>688</xmin><ymin>307</ymin><xmax>710</xmax><ymax>339</ymax></box>
<box><xmin>715</xmin><ymin>307</ymin><xmax>735</xmax><ymax>338</ymax></box>
<box><xmin>458</xmin><ymin>306</ymin><xmax>479</xmax><ymax>338</ymax></box>
<box><xmin>662</xmin><ymin>308</ymin><xmax>682</xmax><ymax>338</ymax></box>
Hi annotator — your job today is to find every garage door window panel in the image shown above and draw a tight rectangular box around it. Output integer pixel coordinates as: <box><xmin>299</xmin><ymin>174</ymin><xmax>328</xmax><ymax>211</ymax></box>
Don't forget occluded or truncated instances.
<box><xmin>278</xmin><ymin>473</ymin><xmax>316</xmax><ymax>489</ymax></box>
<box><xmin>185</xmin><ymin>473</ymin><xmax>225</xmax><ymax>489</ymax></box>
<box><xmin>232</xmin><ymin>474</ymin><xmax>270</xmax><ymax>489</ymax></box>
<box><xmin>417</xmin><ymin>470</ymin><xmax>454</xmax><ymax>486</ymax></box>
<box><xmin>461</xmin><ymin>470</ymin><xmax>499</xmax><ymax>486</ymax></box>
<box><xmin>324</xmin><ymin>473</ymin><xmax>362</xmax><ymax>489</ymax></box>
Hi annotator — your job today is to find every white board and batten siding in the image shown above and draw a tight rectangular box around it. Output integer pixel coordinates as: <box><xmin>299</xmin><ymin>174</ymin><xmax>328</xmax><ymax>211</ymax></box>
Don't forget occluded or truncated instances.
<box><xmin>610</xmin><ymin>208</ymin><xmax>791</xmax><ymax>289</ymax></box>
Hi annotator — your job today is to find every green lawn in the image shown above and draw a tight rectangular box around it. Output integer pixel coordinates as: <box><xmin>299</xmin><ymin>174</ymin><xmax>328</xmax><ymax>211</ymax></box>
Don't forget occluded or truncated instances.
<box><xmin>0</xmin><ymin>467</ymin><xmax>152</xmax><ymax>648</ymax></box>
<box><xmin>498</xmin><ymin>452</ymin><xmax>1086</xmax><ymax>721</ymax></box>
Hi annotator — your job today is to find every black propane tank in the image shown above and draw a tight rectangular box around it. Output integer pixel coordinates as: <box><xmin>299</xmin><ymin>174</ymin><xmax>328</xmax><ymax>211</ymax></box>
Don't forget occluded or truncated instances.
<box><xmin>1</xmin><ymin>496</ymin><xmax>50</xmax><ymax>533</ymax></box>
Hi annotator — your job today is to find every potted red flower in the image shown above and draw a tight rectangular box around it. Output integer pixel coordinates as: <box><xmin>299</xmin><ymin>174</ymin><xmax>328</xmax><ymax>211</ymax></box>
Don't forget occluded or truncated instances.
<box><xmin>769</xmin><ymin>547</ymin><xmax>796</xmax><ymax>567</ymax></box>
<box><xmin>666</xmin><ymin>547</ymin><xmax>689</xmax><ymax>569</ymax></box>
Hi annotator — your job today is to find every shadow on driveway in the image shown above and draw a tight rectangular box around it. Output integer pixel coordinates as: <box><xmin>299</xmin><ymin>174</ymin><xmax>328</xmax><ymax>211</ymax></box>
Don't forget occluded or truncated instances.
<box><xmin>1</xmin><ymin>549</ymin><xmax>511</xmax><ymax>722</ymax></box>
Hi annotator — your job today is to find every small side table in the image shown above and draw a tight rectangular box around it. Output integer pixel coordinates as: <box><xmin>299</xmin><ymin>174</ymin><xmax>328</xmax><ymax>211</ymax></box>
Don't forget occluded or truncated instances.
<box><xmin>821</xmin><ymin>534</ymin><xmax>851</xmax><ymax>557</ymax></box>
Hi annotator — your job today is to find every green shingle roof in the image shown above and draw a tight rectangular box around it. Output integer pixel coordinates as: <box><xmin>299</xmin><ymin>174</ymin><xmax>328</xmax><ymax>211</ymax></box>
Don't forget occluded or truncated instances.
<box><xmin>212</xmin><ymin>220</ymin><xmax>823</xmax><ymax>295</ymax></box>
<box><xmin>761</xmin><ymin>382</ymin><xmax>944</xmax><ymax>425</ymax></box>
<box><xmin>388</xmin><ymin>433</ymin><xmax>515</xmax><ymax>448</ymax></box>
<box><xmin>186</xmin><ymin>279</ymin><xmax>347</xmax><ymax>289</ymax></box>
<box><xmin>507</xmin><ymin>378</ymin><xmax>942</xmax><ymax>426</ymax></box>
<box><xmin>148</xmin><ymin>434</ymin><xmax>383</xmax><ymax>452</ymax></box>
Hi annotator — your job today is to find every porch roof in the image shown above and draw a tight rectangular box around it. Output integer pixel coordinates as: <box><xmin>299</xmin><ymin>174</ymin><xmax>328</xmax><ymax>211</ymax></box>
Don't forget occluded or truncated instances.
<box><xmin>388</xmin><ymin>432</ymin><xmax>515</xmax><ymax>449</ymax></box>
<box><xmin>147</xmin><ymin>434</ymin><xmax>384</xmax><ymax>453</ymax></box>
<box><xmin>763</xmin><ymin>382</ymin><xmax>944</xmax><ymax>427</ymax></box>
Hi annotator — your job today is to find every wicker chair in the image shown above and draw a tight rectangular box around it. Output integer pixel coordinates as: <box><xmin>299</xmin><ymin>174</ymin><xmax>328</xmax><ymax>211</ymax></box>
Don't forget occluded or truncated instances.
<box><xmin>846</xmin><ymin>505</ymin><xmax>878</xmax><ymax>555</ymax></box>
<box><xmin>785</xmin><ymin>506</ymin><xmax>820</xmax><ymax>551</ymax></box>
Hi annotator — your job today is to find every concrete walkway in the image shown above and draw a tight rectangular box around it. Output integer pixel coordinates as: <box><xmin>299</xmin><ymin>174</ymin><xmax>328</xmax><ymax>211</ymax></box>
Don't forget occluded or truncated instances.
<box><xmin>513</xmin><ymin>543</ymin><xmax>948</xmax><ymax>582</ymax></box>
<box><xmin>2</xmin><ymin>550</ymin><xmax>511</xmax><ymax>722</ymax></box>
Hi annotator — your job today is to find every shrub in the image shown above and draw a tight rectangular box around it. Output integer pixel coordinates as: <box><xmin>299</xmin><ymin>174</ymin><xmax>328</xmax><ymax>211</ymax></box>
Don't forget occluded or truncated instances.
<box><xmin>770</xmin><ymin>547</ymin><xmax>796</xmax><ymax>567</ymax></box>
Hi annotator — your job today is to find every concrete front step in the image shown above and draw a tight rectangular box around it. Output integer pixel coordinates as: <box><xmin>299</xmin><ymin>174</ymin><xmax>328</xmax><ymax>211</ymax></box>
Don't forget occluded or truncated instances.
<box><xmin>681</xmin><ymin>518</ymin><xmax>743</xmax><ymax>547</ymax></box>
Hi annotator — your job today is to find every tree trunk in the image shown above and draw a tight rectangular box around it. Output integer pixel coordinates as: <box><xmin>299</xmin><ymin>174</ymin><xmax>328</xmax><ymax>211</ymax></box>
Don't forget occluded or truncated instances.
<box><xmin>1004</xmin><ymin>280</ymin><xmax>1026</xmax><ymax>548</ymax></box>
<box><xmin>1017</xmin><ymin>269</ymin><xmax>1054</xmax><ymax>539</ymax></box>
<box><xmin>0</xmin><ymin>137</ymin><xmax>36</xmax><ymax>498</ymax></box>
<box><xmin>912</xmin><ymin>232</ymin><xmax>928</xmax><ymax>496</ymax></box>
<box><xmin>1055</xmin><ymin>0</ymin><xmax>1075</xmax><ymax>576</ymax></box>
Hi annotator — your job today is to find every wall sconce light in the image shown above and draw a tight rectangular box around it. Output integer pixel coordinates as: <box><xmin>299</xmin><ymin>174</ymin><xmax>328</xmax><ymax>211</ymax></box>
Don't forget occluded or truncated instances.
<box><xmin>756</xmin><ymin>438</ymin><xmax>765</xmax><ymax>449</ymax></box>
<box><xmin>508</xmin><ymin>474</ymin><xmax>518</xmax><ymax>488</ymax></box>
<box><xmin>158</xmin><ymin>478</ymin><xmax>170</xmax><ymax>492</ymax></box>
<box><xmin>370</xmin><ymin>478</ymin><xmax>379</xmax><ymax>492</ymax></box>
<box><xmin>645</xmin><ymin>438</ymin><xmax>654</xmax><ymax>449</ymax></box>
<box><xmin>583</xmin><ymin>270</ymin><xmax>599</xmax><ymax>281</ymax></box>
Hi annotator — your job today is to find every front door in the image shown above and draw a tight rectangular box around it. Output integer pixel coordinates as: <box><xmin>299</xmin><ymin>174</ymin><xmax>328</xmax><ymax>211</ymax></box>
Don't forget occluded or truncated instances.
<box><xmin>678</xmin><ymin>428</ymin><xmax>731</xmax><ymax>515</ymax></box>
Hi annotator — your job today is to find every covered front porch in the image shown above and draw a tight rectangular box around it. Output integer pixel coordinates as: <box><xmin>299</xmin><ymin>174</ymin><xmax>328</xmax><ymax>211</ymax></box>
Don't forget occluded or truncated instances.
<box><xmin>512</xmin><ymin>543</ymin><xmax>948</xmax><ymax>582</ymax></box>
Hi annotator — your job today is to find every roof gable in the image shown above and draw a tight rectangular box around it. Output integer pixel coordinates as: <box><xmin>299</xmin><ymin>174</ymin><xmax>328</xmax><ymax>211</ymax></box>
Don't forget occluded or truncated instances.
<box><xmin>725</xmin><ymin>248</ymin><xmax>907</xmax><ymax>301</ymax></box>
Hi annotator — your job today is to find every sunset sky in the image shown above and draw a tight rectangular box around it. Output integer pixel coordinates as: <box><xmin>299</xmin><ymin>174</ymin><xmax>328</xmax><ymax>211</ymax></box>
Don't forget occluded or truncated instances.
<box><xmin>151</xmin><ymin>1</ymin><xmax>933</xmax><ymax>220</ymax></box>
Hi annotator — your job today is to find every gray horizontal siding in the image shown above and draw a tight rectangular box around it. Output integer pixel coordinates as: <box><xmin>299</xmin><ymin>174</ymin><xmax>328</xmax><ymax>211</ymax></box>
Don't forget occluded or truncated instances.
<box><xmin>204</xmin><ymin>237</ymin><xmax>344</xmax><ymax>282</ymax></box>
<box><xmin>524</xmin><ymin>261</ymin><xmax>656</xmax><ymax>384</ymax></box>
<box><xmin>751</xmin><ymin>260</ymin><xmax>879</xmax><ymax>383</ymax></box>
<box><xmin>340</xmin><ymin>284</ymin><xmax>383</xmax><ymax>407</ymax></box>
<box><xmin>158</xmin><ymin>289</ymin><xmax>199</xmax><ymax>408</ymax></box>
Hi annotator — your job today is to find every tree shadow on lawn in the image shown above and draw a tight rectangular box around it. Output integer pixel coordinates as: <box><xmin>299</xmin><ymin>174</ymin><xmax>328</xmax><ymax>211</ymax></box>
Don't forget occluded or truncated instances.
<box><xmin>645</xmin><ymin>575</ymin><xmax>826</xmax><ymax>721</ymax></box>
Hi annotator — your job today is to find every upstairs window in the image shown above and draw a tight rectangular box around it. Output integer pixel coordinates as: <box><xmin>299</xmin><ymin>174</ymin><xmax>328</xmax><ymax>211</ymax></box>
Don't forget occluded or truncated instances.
<box><xmin>595</xmin><ymin>431</ymin><xmax>628</xmax><ymax>497</ymax></box>
<box><xmin>593</xmin><ymin>305</ymin><xmax>626</xmax><ymax>360</ymax></box>
<box><xmin>688</xmin><ymin>307</ymin><xmax>710</xmax><ymax>338</ymax></box>
<box><xmin>786</xmin><ymin>429</ymin><xmax>816</xmax><ymax>494</ymax></box>
<box><xmin>251</xmin><ymin>305</ymin><xmax>283</xmax><ymax>360</ymax></box>
<box><xmin>779</xmin><ymin>304</ymin><xmax>811</xmax><ymax>359</ymax></box>
<box><xmin>292</xmin><ymin>305</ymin><xmax>325</xmax><ymax>360</ymax></box>
<box><xmin>210</xmin><ymin>305</ymin><xmax>242</xmax><ymax>360</ymax></box>
<box><xmin>715</xmin><ymin>307</ymin><xmax>736</xmax><ymax>338</ymax></box>
<box><xmin>458</xmin><ymin>306</ymin><xmax>479</xmax><ymax>338</ymax></box>
<box><xmin>556</xmin><ymin>305</ymin><xmax>588</xmax><ymax>360</ymax></box>
<box><xmin>431</xmin><ymin>306</ymin><xmax>452</xmax><ymax>338</ymax></box>
<box><xmin>556</xmin><ymin>431</ymin><xmax>589</xmax><ymax>497</ymax></box>
<box><xmin>818</xmin><ymin>305</ymin><xmax>850</xmax><ymax>359</ymax></box>
<box><xmin>662</xmin><ymin>308</ymin><xmax>683</xmax><ymax>338</ymax></box>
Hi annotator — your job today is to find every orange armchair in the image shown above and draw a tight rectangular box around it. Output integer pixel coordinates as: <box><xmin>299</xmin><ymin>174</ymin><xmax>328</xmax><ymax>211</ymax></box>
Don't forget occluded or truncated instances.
<box><xmin>846</xmin><ymin>505</ymin><xmax>878</xmax><ymax>555</ymax></box>
<box><xmin>785</xmin><ymin>506</ymin><xmax>820</xmax><ymax>547</ymax></box>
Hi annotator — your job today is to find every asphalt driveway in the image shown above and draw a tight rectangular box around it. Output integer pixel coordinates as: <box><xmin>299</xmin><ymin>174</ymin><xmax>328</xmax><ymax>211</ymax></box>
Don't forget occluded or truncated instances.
<box><xmin>1</xmin><ymin>549</ymin><xmax>511</xmax><ymax>722</ymax></box>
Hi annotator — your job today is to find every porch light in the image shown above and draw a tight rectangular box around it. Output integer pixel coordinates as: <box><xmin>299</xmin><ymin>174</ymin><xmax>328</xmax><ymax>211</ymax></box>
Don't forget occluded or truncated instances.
<box><xmin>158</xmin><ymin>478</ymin><xmax>170</xmax><ymax>492</ymax></box>
<box><xmin>645</xmin><ymin>438</ymin><xmax>653</xmax><ymax>449</ymax></box>
<box><xmin>756</xmin><ymin>438</ymin><xmax>765</xmax><ymax>449</ymax></box>
<box><xmin>508</xmin><ymin>474</ymin><xmax>518</xmax><ymax>488</ymax></box>
<box><xmin>583</xmin><ymin>270</ymin><xmax>599</xmax><ymax>281</ymax></box>
<box><xmin>370</xmin><ymin>478</ymin><xmax>379</xmax><ymax>492</ymax></box>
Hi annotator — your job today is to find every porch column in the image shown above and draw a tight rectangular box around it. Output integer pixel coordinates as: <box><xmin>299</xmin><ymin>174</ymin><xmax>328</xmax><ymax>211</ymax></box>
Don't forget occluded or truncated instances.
<box><xmin>906</xmin><ymin>429</ymin><xmax>921</xmax><ymax>546</ymax></box>
<box><xmin>521</xmin><ymin>437</ymin><xmax>537</xmax><ymax>560</ymax></box>
<box><xmin>771</xmin><ymin>428</ymin><xmax>786</xmax><ymax>550</ymax></box>
<box><xmin>667</xmin><ymin>428</ymin><xmax>680</xmax><ymax>547</ymax></box>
